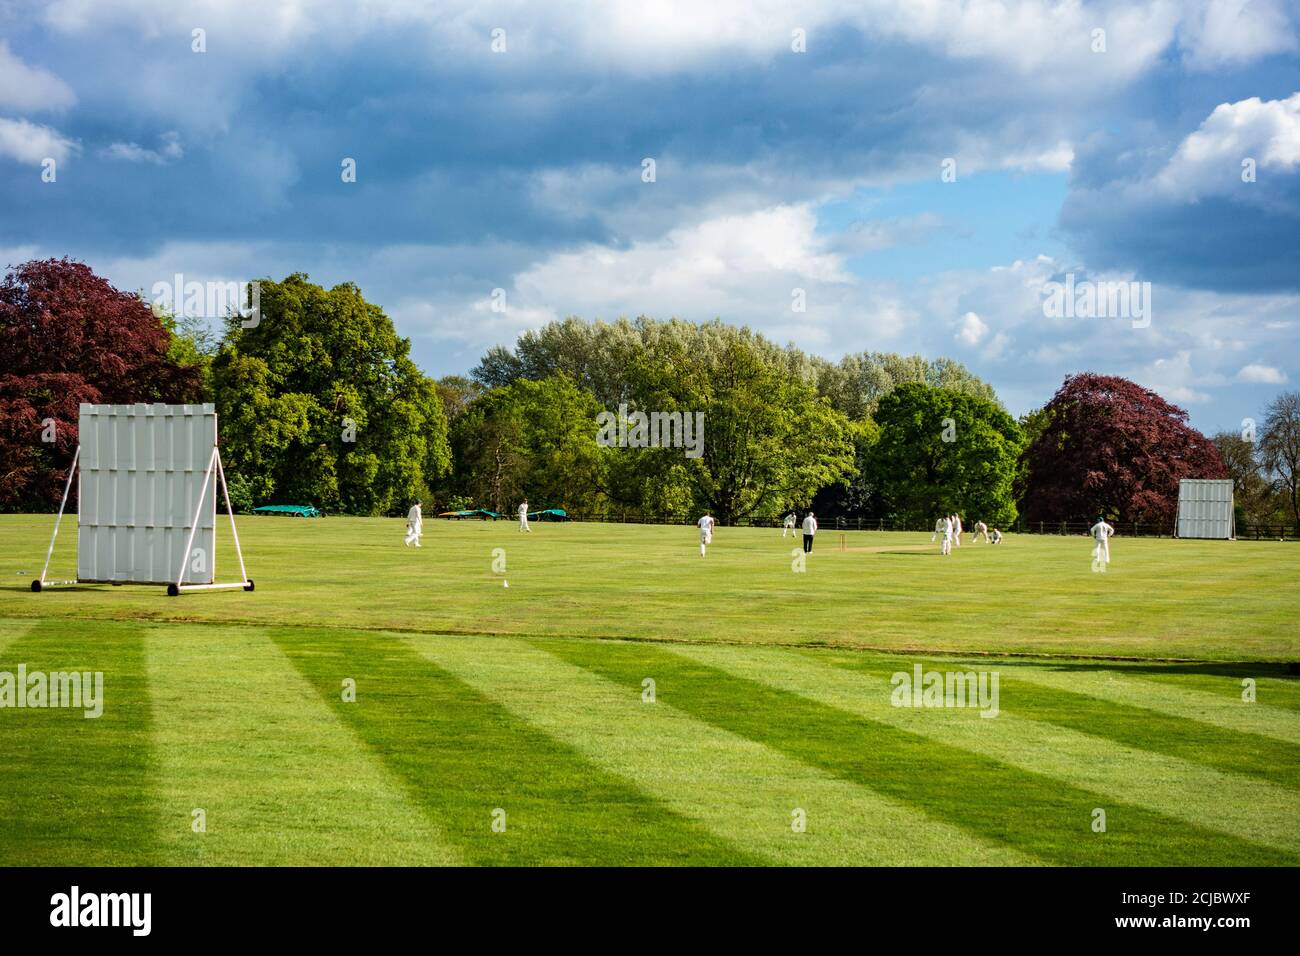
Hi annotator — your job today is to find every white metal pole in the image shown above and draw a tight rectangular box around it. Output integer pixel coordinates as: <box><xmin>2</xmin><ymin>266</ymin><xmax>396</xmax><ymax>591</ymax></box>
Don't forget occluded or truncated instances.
<box><xmin>215</xmin><ymin>450</ymin><xmax>249</xmax><ymax>584</ymax></box>
<box><xmin>38</xmin><ymin>445</ymin><xmax>80</xmax><ymax>586</ymax></box>
<box><xmin>175</xmin><ymin>446</ymin><xmax>218</xmax><ymax>589</ymax></box>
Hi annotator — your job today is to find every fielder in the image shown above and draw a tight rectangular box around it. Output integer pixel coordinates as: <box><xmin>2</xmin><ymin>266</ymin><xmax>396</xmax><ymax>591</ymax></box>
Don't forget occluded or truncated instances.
<box><xmin>1090</xmin><ymin>516</ymin><xmax>1114</xmax><ymax>567</ymax></box>
<box><xmin>990</xmin><ymin>528</ymin><xmax>1002</xmax><ymax>545</ymax></box>
<box><xmin>404</xmin><ymin>501</ymin><xmax>423</xmax><ymax>547</ymax></box>
<box><xmin>973</xmin><ymin>520</ymin><xmax>989</xmax><ymax>543</ymax></box>
<box><xmin>951</xmin><ymin>513</ymin><xmax>963</xmax><ymax>547</ymax></box>
<box><xmin>782</xmin><ymin>512</ymin><xmax>797</xmax><ymax>538</ymax></box>
<box><xmin>801</xmin><ymin>511</ymin><xmax>818</xmax><ymax>553</ymax></box>
<box><xmin>698</xmin><ymin>513</ymin><xmax>715</xmax><ymax>557</ymax></box>
<box><xmin>940</xmin><ymin>514</ymin><xmax>953</xmax><ymax>555</ymax></box>
<box><xmin>518</xmin><ymin>500</ymin><xmax>531</xmax><ymax>533</ymax></box>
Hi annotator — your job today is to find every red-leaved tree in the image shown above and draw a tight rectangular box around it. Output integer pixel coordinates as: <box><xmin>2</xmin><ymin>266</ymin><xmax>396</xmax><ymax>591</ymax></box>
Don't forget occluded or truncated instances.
<box><xmin>1018</xmin><ymin>373</ymin><xmax>1226</xmax><ymax>527</ymax></box>
<box><xmin>0</xmin><ymin>258</ymin><xmax>202</xmax><ymax>510</ymax></box>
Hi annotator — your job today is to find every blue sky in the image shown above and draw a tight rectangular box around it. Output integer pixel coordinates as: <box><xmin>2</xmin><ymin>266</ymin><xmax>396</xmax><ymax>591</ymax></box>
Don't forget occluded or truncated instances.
<box><xmin>2</xmin><ymin>0</ymin><xmax>1298</xmax><ymax>434</ymax></box>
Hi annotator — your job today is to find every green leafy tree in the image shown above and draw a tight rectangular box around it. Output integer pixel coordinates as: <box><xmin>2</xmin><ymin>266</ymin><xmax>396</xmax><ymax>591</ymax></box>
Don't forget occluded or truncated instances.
<box><xmin>472</xmin><ymin>316</ymin><xmax>654</xmax><ymax>407</ymax></box>
<box><xmin>868</xmin><ymin>382</ymin><xmax>1024</xmax><ymax>527</ymax></box>
<box><xmin>1017</xmin><ymin>405</ymin><xmax>1053</xmax><ymax>450</ymax></box>
<box><xmin>156</xmin><ymin>306</ymin><xmax>218</xmax><ymax>401</ymax></box>
<box><xmin>210</xmin><ymin>274</ymin><xmax>449</xmax><ymax>515</ymax></box>
<box><xmin>436</xmin><ymin>375</ymin><xmax>485</xmax><ymax>424</ymax></box>
<box><xmin>223</xmin><ymin>470</ymin><xmax>255</xmax><ymax>513</ymax></box>
<box><xmin>813</xmin><ymin>418</ymin><xmax>882</xmax><ymax>516</ymax></box>
<box><xmin>467</xmin><ymin>318</ymin><xmax>990</xmax><ymax>520</ymax></box>
<box><xmin>626</xmin><ymin>322</ymin><xmax>855</xmax><ymax>522</ymax></box>
<box><xmin>812</xmin><ymin>351</ymin><xmax>999</xmax><ymax>420</ymax></box>
<box><xmin>451</xmin><ymin>374</ymin><xmax>608</xmax><ymax>514</ymax></box>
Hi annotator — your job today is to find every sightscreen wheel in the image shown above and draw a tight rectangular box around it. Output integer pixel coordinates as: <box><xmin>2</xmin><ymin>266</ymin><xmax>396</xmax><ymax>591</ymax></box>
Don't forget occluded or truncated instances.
<box><xmin>167</xmin><ymin>583</ymin><xmax>180</xmax><ymax>597</ymax></box>
<box><xmin>244</xmin><ymin>579</ymin><xmax>255</xmax><ymax>592</ymax></box>
<box><xmin>31</xmin><ymin>579</ymin><xmax>41</xmax><ymax>593</ymax></box>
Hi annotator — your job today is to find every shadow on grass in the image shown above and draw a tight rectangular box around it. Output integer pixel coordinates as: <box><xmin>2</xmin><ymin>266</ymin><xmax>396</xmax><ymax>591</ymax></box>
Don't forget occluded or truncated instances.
<box><xmin>1027</xmin><ymin>661</ymin><xmax>1300</xmax><ymax>679</ymax></box>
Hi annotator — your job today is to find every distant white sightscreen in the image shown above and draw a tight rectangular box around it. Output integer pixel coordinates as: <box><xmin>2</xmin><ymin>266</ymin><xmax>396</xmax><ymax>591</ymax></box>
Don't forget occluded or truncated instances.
<box><xmin>1176</xmin><ymin>478</ymin><xmax>1235</xmax><ymax>540</ymax></box>
<box><xmin>77</xmin><ymin>403</ymin><xmax>218</xmax><ymax>585</ymax></box>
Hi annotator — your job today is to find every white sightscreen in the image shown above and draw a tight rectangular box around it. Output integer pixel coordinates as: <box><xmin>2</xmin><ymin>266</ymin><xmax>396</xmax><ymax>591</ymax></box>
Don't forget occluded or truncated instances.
<box><xmin>1176</xmin><ymin>478</ymin><xmax>1234</xmax><ymax>540</ymax></box>
<box><xmin>77</xmin><ymin>403</ymin><xmax>218</xmax><ymax>585</ymax></box>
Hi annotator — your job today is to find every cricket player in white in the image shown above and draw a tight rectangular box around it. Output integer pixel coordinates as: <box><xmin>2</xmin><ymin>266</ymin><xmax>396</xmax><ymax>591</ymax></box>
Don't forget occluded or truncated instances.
<box><xmin>951</xmin><ymin>514</ymin><xmax>963</xmax><ymax>547</ymax></box>
<box><xmin>518</xmin><ymin>500</ymin><xmax>531</xmax><ymax>532</ymax></box>
<box><xmin>990</xmin><ymin>528</ymin><xmax>1002</xmax><ymax>545</ymax></box>
<box><xmin>801</xmin><ymin>511</ymin><xmax>817</xmax><ymax>553</ymax></box>
<box><xmin>1090</xmin><ymin>516</ymin><xmax>1114</xmax><ymax>567</ymax></box>
<box><xmin>973</xmin><ymin>520</ymin><xmax>989</xmax><ymax>543</ymax></box>
<box><xmin>782</xmin><ymin>512</ymin><xmax>796</xmax><ymax>538</ymax></box>
<box><xmin>932</xmin><ymin>516</ymin><xmax>946</xmax><ymax>543</ymax></box>
<box><xmin>404</xmin><ymin>502</ymin><xmax>423</xmax><ymax>547</ymax></box>
<box><xmin>940</xmin><ymin>515</ymin><xmax>953</xmax><ymax>555</ymax></box>
<box><xmin>698</xmin><ymin>513</ymin><xmax>715</xmax><ymax>556</ymax></box>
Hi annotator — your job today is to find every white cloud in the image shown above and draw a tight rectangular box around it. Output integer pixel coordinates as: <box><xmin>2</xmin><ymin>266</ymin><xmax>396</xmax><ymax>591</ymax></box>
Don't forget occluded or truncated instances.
<box><xmin>832</xmin><ymin>213</ymin><xmax>944</xmax><ymax>256</ymax></box>
<box><xmin>412</xmin><ymin>203</ymin><xmax>916</xmax><ymax>353</ymax></box>
<box><xmin>1138</xmin><ymin>350</ymin><xmax>1215</xmax><ymax>405</ymax></box>
<box><xmin>38</xmin><ymin>1</ymin><xmax>1272</xmax><ymax>86</ymax></box>
<box><xmin>0</xmin><ymin>116</ymin><xmax>78</xmax><ymax>164</ymax></box>
<box><xmin>510</xmin><ymin>204</ymin><xmax>853</xmax><ymax>320</ymax></box>
<box><xmin>910</xmin><ymin>254</ymin><xmax>1299</xmax><ymax>421</ymax></box>
<box><xmin>1178</xmin><ymin>0</ymin><xmax>1298</xmax><ymax>70</ymax></box>
<box><xmin>999</xmin><ymin>141</ymin><xmax>1075</xmax><ymax>173</ymax></box>
<box><xmin>1154</xmin><ymin>92</ymin><xmax>1300</xmax><ymax>199</ymax></box>
<box><xmin>101</xmin><ymin>131</ymin><xmax>183</xmax><ymax>165</ymax></box>
<box><xmin>0</xmin><ymin>41</ymin><xmax>76</xmax><ymax>112</ymax></box>
<box><xmin>1237</xmin><ymin>362</ymin><xmax>1287</xmax><ymax>383</ymax></box>
<box><xmin>956</xmin><ymin>310</ymin><xmax>988</xmax><ymax>346</ymax></box>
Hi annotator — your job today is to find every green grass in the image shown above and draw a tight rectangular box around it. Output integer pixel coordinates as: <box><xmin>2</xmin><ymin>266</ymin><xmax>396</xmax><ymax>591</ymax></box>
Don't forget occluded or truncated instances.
<box><xmin>2</xmin><ymin>514</ymin><xmax>1297</xmax><ymax>659</ymax></box>
<box><xmin>0</xmin><ymin>514</ymin><xmax>1296</xmax><ymax>865</ymax></box>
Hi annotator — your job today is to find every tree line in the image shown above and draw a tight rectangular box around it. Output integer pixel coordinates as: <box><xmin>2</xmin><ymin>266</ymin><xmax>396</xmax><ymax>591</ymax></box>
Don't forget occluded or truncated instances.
<box><xmin>3</xmin><ymin>260</ymin><xmax>1298</xmax><ymax>531</ymax></box>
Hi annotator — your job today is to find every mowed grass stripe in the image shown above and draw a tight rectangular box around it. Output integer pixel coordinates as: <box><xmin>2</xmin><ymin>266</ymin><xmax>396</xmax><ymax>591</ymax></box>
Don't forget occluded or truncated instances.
<box><xmin>977</xmin><ymin>660</ymin><xmax>1300</xmax><ymax>749</ymax></box>
<box><xmin>0</xmin><ymin>618</ymin><xmax>35</xmax><ymax>656</ymax></box>
<box><xmin>414</xmin><ymin>633</ymin><xmax>1034</xmax><ymax>866</ymax></box>
<box><xmin>0</xmin><ymin>619</ymin><xmax>158</xmax><ymax>865</ymax></box>
<box><xmin>817</xmin><ymin>653</ymin><xmax>1300</xmax><ymax>791</ymax></box>
<box><xmin>1066</xmin><ymin>663</ymin><xmax>1300</xmax><ymax>716</ymax></box>
<box><xmin>978</xmin><ymin>662</ymin><xmax>1300</xmax><ymax>746</ymax></box>
<box><xmin>145</xmin><ymin>624</ymin><xmax>461</xmax><ymax>865</ymax></box>
<box><xmin>548</xmin><ymin>639</ymin><xmax>1296</xmax><ymax>865</ymax></box>
<box><xmin>680</xmin><ymin>644</ymin><xmax>1300</xmax><ymax>859</ymax></box>
<box><xmin>271</xmin><ymin>627</ymin><xmax>757</xmax><ymax>865</ymax></box>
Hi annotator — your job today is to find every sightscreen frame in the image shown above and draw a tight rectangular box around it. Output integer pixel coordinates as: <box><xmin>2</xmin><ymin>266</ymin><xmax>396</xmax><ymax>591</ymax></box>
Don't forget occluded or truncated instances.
<box><xmin>76</xmin><ymin>403</ymin><xmax>218</xmax><ymax>586</ymax></box>
<box><xmin>1175</xmin><ymin>478</ymin><xmax>1235</xmax><ymax>540</ymax></box>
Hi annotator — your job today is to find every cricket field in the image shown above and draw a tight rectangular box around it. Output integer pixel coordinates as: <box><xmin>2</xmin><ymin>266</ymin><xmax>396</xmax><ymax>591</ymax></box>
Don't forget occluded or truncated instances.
<box><xmin>1</xmin><ymin>515</ymin><xmax>1297</xmax><ymax>866</ymax></box>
